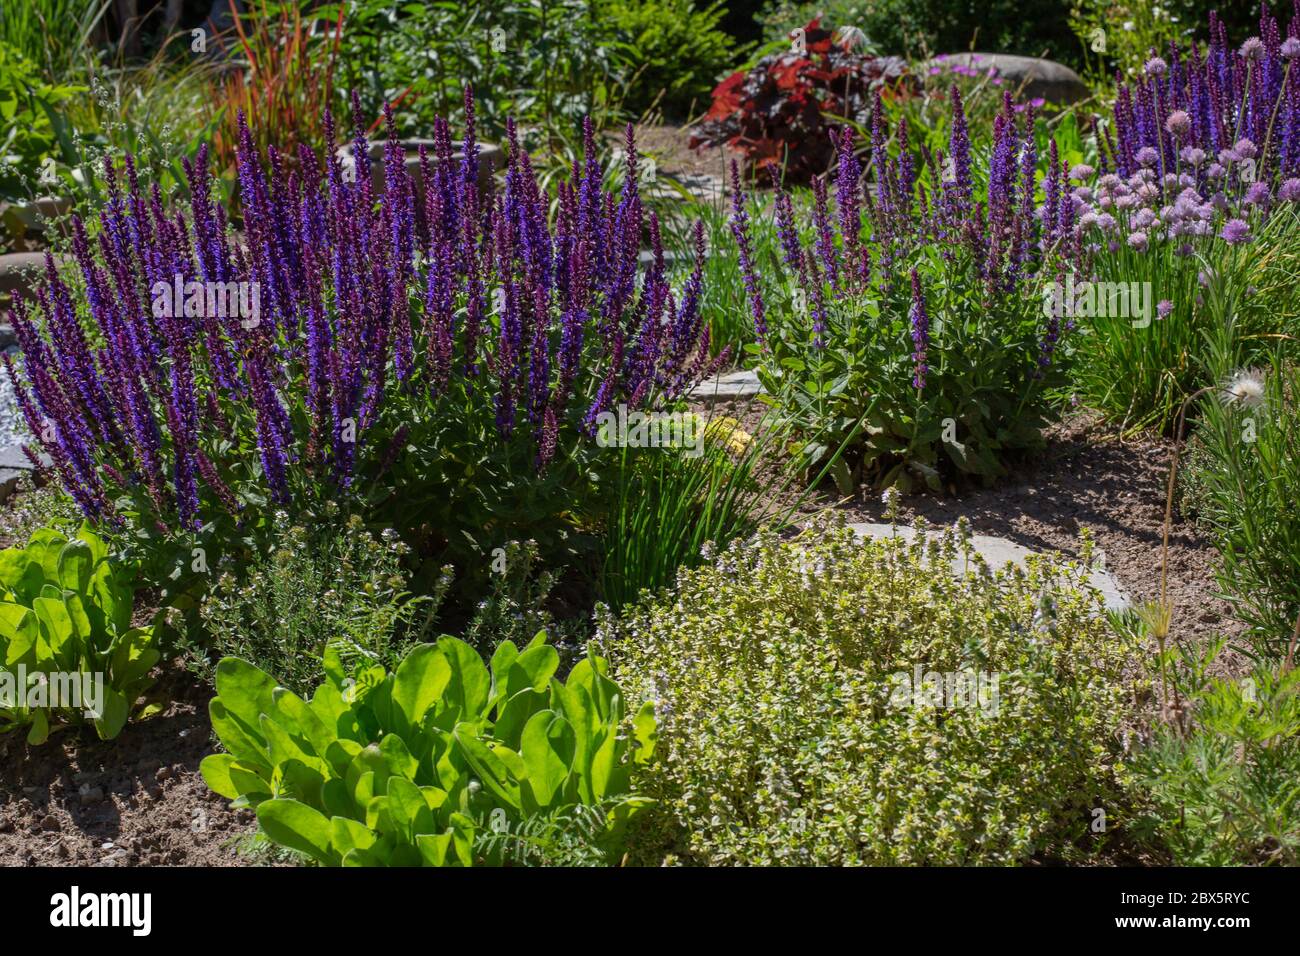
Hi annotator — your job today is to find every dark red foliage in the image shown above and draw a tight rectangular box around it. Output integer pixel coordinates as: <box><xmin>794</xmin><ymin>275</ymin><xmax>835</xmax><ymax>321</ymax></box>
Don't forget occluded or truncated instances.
<box><xmin>690</xmin><ymin>19</ymin><xmax>914</xmax><ymax>183</ymax></box>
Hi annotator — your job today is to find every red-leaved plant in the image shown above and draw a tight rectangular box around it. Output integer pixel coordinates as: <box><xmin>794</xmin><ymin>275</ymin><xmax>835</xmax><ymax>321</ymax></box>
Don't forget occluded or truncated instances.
<box><xmin>689</xmin><ymin>19</ymin><xmax>913</xmax><ymax>182</ymax></box>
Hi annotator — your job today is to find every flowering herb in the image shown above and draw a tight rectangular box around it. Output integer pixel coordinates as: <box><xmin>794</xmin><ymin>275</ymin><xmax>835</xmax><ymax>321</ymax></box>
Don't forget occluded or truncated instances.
<box><xmin>729</xmin><ymin>88</ymin><xmax>1075</xmax><ymax>491</ymax></box>
<box><xmin>4</xmin><ymin>90</ymin><xmax>719</xmax><ymax>582</ymax></box>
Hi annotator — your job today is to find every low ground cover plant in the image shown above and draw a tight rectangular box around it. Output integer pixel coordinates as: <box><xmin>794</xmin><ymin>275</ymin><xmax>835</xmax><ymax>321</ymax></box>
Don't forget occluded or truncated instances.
<box><xmin>0</xmin><ymin>524</ymin><xmax>159</xmax><ymax>743</ymax></box>
<box><xmin>1136</xmin><ymin>639</ymin><xmax>1300</xmax><ymax>866</ymax></box>
<box><xmin>605</xmin><ymin>514</ymin><xmax>1143</xmax><ymax>865</ymax></box>
<box><xmin>201</xmin><ymin>633</ymin><xmax>657</xmax><ymax>867</ymax></box>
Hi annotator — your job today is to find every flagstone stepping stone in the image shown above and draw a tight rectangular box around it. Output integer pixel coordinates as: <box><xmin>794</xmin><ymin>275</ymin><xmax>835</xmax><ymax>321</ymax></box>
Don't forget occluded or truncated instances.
<box><xmin>926</xmin><ymin>53</ymin><xmax>1089</xmax><ymax>104</ymax></box>
<box><xmin>847</xmin><ymin>521</ymin><xmax>1130</xmax><ymax>612</ymax></box>
<box><xmin>689</xmin><ymin>368</ymin><xmax>764</xmax><ymax>402</ymax></box>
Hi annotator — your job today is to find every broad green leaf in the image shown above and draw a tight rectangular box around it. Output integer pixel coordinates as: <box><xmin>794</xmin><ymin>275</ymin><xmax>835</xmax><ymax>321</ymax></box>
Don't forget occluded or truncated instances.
<box><xmin>391</xmin><ymin>642</ymin><xmax>451</xmax><ymax>730</ymax></box>
<box><xmin>519</xmin><ymin>710</ymin><xmax>575</xmax><ymax>810</ymax></box>
<box><xmin>214</xmin><ymin>657</ymin><xmax>280</xmax><ymax>736</ymax></box>
<box><xmin>26</xmin><ymin>707</ymin><xmax>48</xmax><ymax>745</ymax></box>
<box><xmin>56</xmin><ymin>539</ymin><xmax>93</xmax><ymax>594</ymax></box>
<box><xmin>257</xmin><ymin>799</ymin><xmax>337</xmax><ymax>866</ymax></box>
<box><xmin>438</xmin><ymin>636</ymin><xmax>491</xmax><ymax>718</ymax></box>
<box><xmin>453</xmin><ymin>724</ymin><xmax>522</xmax><ymax>810</ymax></box>
<box><xmin>92</xmin><ymin>687</ymin><xmax>128</xmax><ymax>740</ymax></box>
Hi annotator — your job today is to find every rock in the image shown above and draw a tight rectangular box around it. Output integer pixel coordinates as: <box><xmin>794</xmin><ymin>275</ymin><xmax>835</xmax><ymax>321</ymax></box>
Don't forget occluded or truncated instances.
<box><xmin>0</xmin><ymin>445</ymin><xmax>44</xmax><ymax>470</ymax></box>
<box><xmin>689</xmin><ymin>369</ymin><xmax>764</xmax><ymax>403</ymax></box>
<box><xmin>338</xmin><ymin>140</ymin><xmax>505</xmax><ymax>200</ymax></box>
<box><xmin>0</xmin><ymin>251</ymin><xmax>56</xmax><ymax>300</ymax></box>
<box><xmin>847</xmin><ymin>521</ymin><xmax>1130</xmax><ymax>612</ymax></box>
<box><xmin>927</xmin><ymin>53</ymin><xmax>1089</xmax><ymax>105</ymax></box>
<box><xmin>39</xmin><ymin>813</ymin><xmax>60</xmax><ymax>832</ymax></box>
<box><xmin>1</xmin><ymin>196</ymin><xmax>73</xmax><ymax>242</ymax></box>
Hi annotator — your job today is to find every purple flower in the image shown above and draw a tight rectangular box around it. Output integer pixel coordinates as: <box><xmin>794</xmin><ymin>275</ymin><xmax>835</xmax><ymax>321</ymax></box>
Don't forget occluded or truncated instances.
<box><xmin>1240</xmin><ymin>37</ymin><xmax>1265</xmax><ymax>61</ymax></box>
<box><xmin>729</xmin><ymin>161</ymin><xmax>768</xmax><ymax>345</ymax></box>
<box><xmin>1165</xmin><ymin>111</ymin><xmax>1192</xmax><ymax>137</ymax></box>
<box><xmin>908</xmin><ymin>268</ymin><xmax>929</xmax><ymax>390</ymax></box>
<box><xmin>1220</xmin><ymin>218</ymin><xmax>1253</xmax><ymax>244</ymax></box>
<box><xmin>1144</xmin><ymin>57</ymin><xmax>1168</xmax><ymax>76</ymax></box>
<box><xmin>1157</xmin><ymin>299</ymin><xmax>1174</xmax><ymax>319</ymax></box>
<box><xmin>1245</xmin><ymin>182</ymin><xmax>1272</xmax><ymax>206</ymax></box>
<box><xmin>1279</xmin><ymin>178</ymin><xmax>1300</xmax><ymax>202</ymax></box>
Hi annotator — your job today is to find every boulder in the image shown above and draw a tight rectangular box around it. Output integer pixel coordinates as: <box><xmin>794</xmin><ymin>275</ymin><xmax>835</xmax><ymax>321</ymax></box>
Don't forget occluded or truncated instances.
<box><xmin>0</xmin><ymin>251</ymin><xmax>58</xmax><ymax>301</ymax></box>
<box><xmin>926</xmin><ymin>53</ymin><xmax>1089</xmax><ymax>105</ymax></box>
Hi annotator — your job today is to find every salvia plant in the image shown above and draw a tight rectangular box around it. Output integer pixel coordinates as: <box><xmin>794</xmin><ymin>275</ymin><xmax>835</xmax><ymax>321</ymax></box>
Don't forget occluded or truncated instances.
<box><xmin>0</xmin><ymin>525</ymin><xmax>159</xmax><ymax>743</ymax></box>
<box><xmin>732</xmin><ymin>88</ymin><xmax>1077</xmax><ymax>491</ymax></box>
<box><xmin>201</xmin><ymin>633</ymin><xmax>657</xmax><ymax>867</ymax></box>
<box><xmin>3</xmin><ymin>87</ymin><xmax>720</xmax><ymax>584</ymax></box>
<box><xmin>1070</xmin><ymin>5</ymin><xmax>1300</xmax><ymax>429</ymax></box>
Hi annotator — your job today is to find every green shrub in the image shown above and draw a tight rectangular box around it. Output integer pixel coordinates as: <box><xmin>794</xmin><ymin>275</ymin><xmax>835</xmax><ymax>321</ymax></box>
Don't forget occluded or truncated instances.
<box><xmin>200</xmin><ymin>634</ymin><xmax>657</xmax><ymax>867</ymax></box>
<box><xmin>1135</xmin><ymin>640</ymin><xmax>1300</xmax><ymax>865</ymax></box>
<box><xmin>758</xmin><ymin>0</ymin><xmax>1079</xmax><ymax>64</ymax></box>
<box><xmin>184</xmin><ymin>512</ymin><xmax>449</xmax><ymax>697</ymax></box>
<box><xmin>0</xmin><ymin>40</ymin><xmax>82</xmax><ymax>204</ymax></box>
<box><xmin>603</xmin><ymin>0</ymin><xmax>738</xmax><ymax>118</ymax></box>
<box><xmin>605</xmin><ymin>515</ymin><xmax>1143</xmax><ymax>864</ymax></box>
<box><xmin>0</xmin><ymin>524</ymin><xmax>159</xmax><ymax>743</ymax></box>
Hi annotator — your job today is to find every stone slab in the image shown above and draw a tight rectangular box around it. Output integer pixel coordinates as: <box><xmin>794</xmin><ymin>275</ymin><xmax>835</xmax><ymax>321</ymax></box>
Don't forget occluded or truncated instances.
<box><xmin>689</xmin><ymin>368</ymin><xmax>764</xmax><ymax>402</ymax></box>
<box><xmin>848</xmin><ymin>521</ymin><xmax>1130</xmax><ymax>612</ymax></box>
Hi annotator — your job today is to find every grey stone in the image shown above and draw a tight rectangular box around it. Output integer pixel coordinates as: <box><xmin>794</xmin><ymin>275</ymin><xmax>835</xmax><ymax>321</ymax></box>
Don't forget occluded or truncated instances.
<box><xmin>927</xmin><ymin>53</ymin><xmax>1089</xmax><ymax>105</ymax></box>
<box><xmin>339</xmin><ymin>140</ymin><xmax>504</xmax><ymax>198</ymax></box>
<box><xmin>3</xmin><ymin>196</ymin><xmax>73</xmax><ymax>238</ymax></box>
<box><xmin>0</xmin><ymin>445</ymin><xmax>39</xmax><ymax>470</ymax></box>
<box><xmin>0</xmin><ymin>251</ymin><xmax>55</xmax><ymax>298</ymax></box>
<box><xmin>689</xmin><ymin>368</ymin><xmax>764</xmax><ymax>402</ymax></box>
<box><xmin>847</xmin><ymin>521</ymin><xmax>1130</xmax><ymax>612</ymax></box>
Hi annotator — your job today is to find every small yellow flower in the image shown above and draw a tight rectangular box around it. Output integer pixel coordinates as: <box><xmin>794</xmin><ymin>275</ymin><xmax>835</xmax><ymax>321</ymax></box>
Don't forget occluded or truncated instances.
<box><xmin>703</xmin><ymin>416</ymin><xmax>754</xmax><ymax>456</ymax></box>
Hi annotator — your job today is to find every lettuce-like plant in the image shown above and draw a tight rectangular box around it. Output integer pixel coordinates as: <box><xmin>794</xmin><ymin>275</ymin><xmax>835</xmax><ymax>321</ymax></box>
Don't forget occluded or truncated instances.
<box><xmin>0</xmin><ymin>525</ymin><xmax>159</xmax><ymax>743</ymax></box>
<box><xmin>200</xmin><ymin>633</ymin><xmax>657</xmax><ymax>866</ymax></box>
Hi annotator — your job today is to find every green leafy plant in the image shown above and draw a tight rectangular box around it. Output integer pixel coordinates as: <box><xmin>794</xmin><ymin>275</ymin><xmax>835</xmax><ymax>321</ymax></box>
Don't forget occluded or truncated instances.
<box><xmin>0</xmin><ymin>41</ymin><xmax>84</xmax><ymax>205</ymax></box>
<box><xmin>1180</xmin><ymin>348</ymin><xmax>1300</xmax><ymax>661</ymax></box>
<box><xmin>758</xmin><ymin>0</ymin><xmax>1080</xmax><ymax>65</ymax></box>
<box><xmin>605</xmin><ymin>514</ymin><xmax>1143</xmax><ymax>865</ymax></box>
<box><xmin>599</xmin><ymin>407</ymin><xmax>812</xmax><ymax>610</ymax></box>
<box><xmin>1135</xmin><ymin>639</ymin><xmax>1300</xmax><ymax>865</ymax></box>
<box><xmin>200</xmin><ymin>633</ymin><xmax>657</xmax><ymax>866</ymax></box>
<box><xmin>185</xmin><ymin>511</ymin><xmax>450</xmax><ymax>696</ymax></box>
<box><xmin>0</xmin><ymin>524</ymin><xmax>159</xmax><ymax>743</ymax></box>
<box><xmin>603</xmin><ymin>0</ymin><xmax>738</xmax><ymax>118</ymax></box>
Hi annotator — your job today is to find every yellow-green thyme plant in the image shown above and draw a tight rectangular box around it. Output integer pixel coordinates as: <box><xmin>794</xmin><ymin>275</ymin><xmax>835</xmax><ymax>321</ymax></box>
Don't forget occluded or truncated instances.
<box><xmin>605</xmin><ymin>514</ymin><xmax>1146</xmax><ymax>865</ymax></box>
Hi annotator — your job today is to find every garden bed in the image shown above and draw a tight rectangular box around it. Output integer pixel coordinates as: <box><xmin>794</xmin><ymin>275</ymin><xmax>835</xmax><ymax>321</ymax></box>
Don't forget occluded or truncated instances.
<box><xmin>0</xmin><ymin>406</ymin><xmax>1241</xmax><ymax>867</ymax></box>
